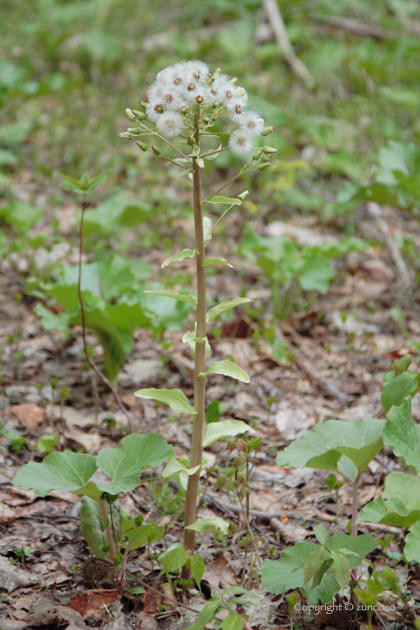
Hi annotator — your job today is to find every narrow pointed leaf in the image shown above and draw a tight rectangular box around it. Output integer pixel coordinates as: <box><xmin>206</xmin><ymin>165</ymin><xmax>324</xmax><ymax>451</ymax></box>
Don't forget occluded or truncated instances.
<box><xmin>161</xmin><ymin>249</ymin><xmax>198</xmax><ymax>268</ymax></box>
<box><xmin>203</xmin><ymin>217</ymin><xmax>212</xmax><ymax>246</ymax></box>
<box><xmin>200</xmin><ymin>360</ymin><xmax>250</xmax><ymax>383</ymax></box>
<box><xmin>162</xmin><ymin>458</ymin><xmax>201</xmax><ymax>478</ymax></box>
<box><xmin>304</xmin><ymin>546</ymin><xmax>326</xmax><ymax>585</ymax></box>
<box><xmin>405</xmin><ymin>521</ymin><xmax>420</xmax><ymax>563</ymax></box>
<box><xmin>203</xmin><ymin>196</ymin><xmax>242</xmax><ymax>205</ymax></box>
<box><xmin>185</xmin><ymin>517</ymin><xmax>230</xmax><ymax>535</ymax></box>
<box><xmin>206</xmin><ymin>298</ymin><xmax>251</xmax><ymax>323</ymax></box>
<box><xmin>144</xmin><ymin>289</ymin><xmax>196</xmax><ymax>305</ymax></box>
<box><xmin>202</xmin><ymin>258</ymin><xmax>233</xmax><ymax>268</ymax></box>
<box><xmin>13</xmin><ymin>451</ymin><xmax>97</xmax><ymax>497</ymax></box>
<box><xmin>203</xmin><ymin>419</ymin><xmax>255</xmax><ymax>448</ymax></box>
<box><xmin>190</xmin><ymin>554</ymin><xmax>205</xmax><ymax>589</ymax></box>
<box><xmin>331</xmin><ymin>551</ymin><xmax>351</xmax><ymax>590</ymax></box>
<box><xmin>134</xmin><ymin>388</ymin><xmax>197</xmax><ymax>416</ymax></box>
<box><xmin>97</xmin><ymin>433</ymin><xmax>174</xmax><ymax>494</ymax></box>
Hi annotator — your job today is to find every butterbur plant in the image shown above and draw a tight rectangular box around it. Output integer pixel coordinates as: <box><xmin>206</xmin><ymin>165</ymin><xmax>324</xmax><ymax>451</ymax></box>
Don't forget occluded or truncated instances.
<box><xmin>120</xmin><ymin>60</ymin><xmax>276</xmax><ymax>561</ymax></box>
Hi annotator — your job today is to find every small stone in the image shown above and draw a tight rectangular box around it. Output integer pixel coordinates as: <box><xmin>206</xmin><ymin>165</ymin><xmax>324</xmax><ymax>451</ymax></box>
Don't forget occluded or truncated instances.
<box><xmin>0</xmin><ymin>555</ymin><xmax>39</xmax><ymax>592</ymax></box>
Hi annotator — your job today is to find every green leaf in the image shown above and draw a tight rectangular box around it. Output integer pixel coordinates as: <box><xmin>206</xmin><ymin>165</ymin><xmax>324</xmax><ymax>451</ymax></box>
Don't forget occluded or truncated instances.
<box><xmin>97</xmin><ymin>433</ymin><xmax>174</xmax><ymax>494</ymax></box>
<box><xmin>13</xmin><ymin>451</ymin><xmax>97</xmax><ymax>497</ymax></box>
<box><xmin>200</xmin><ymin>360</ymin><xmax>250</xmax><ymax>383</ymax></box>
<box><xmin>383</xmin><ymin>399</ymin><xmax>420</xmax><ymax>474</ymax></box>
<box><xmin>158</xmin><ymin>543</ymin><xmax>188</xmax><ymax>573</ymax></box>
<box><xmin>298</xmin><ymin>256</ymin><xmax>334</xmax><ymax>295</ymax></box>
<box><xmin>185</xmin><ymin>517</ymin><xmax>230</xmax><ymax>535</ymax></box>
<box><xmin>161</xmin><ymin>249</ymin><xmax>198</xmax><ymax>268</ymax></box>
<box><xmin>80</xmin><ymin>496</ymin><xmax>120</xmax><ymax>558</ymax></box>
<box><xmin>381</xmin><ymin>373</ymin><xmax>420</xmax><ymax>411</ymax></box>
<box><xmin>304</xmin><ymin>546</ymin><xmax>326</xmax><ymax>585</ymax></box>
<box><xmin>205</xmin><ymin>144</ymin><xmax>222</xmax><ymax>161</ymax></box>
<box><xmin>190</xmin><ymin>554</ymin><xmax>205</xmax><ymax>589</ymax></box>
<box><xmin>130</xmin><ymin>587</ymin><xmax>145</xmax><ymax>595</ymax></box>
<box><xmin>330</xmin><ymin>550</ymin><xmax>351</xmax><ymax>590</ymax></box>
<box><xmin>326</xmin><ymin>532</ymin><xmax>377</xmax><ymax>565</ymax></box>
<box><xmin>262</xmin><ymin>543</ymin><xmax>317</xmax><ymax>594</ymax></box>
<box><xmin>125</xmin><ymin>522</ymin><xmax>164</xmax><ymax>551</ymax></box>
<box><xmin>86</xmin><ymin>172</ymin><xmax>106</xmax><ymax>191</ymax></box>
<box><xmin>203</xmin><ymin>420</ymin><xmax>256</xmax><ymax>448</ymax></box>
<box><xmin>144</xmin><ymin>289</ymin><xmax>196</xmax><ymax>305</ymax></box>
<box><xmin>384</xmin><ymin>471</ymin><xmax>420</xmax><ymax>509</ymax></box>
<box><xmin>221</xmin><ymin>613</ymin><xmax>243</xmax><ymax>630</ymax></box>
<box><xmin>162</xmin><ymin>458</ymin><xmax>200</xmax><ymax>490</ymax></box>
<box><xmin>162</xmin><ymin>459</ymin><xmax>200</xmax><ymax>478</ymax></box>
<box><xmin>202</xmin><ymin>257</ymin><xmax>233</xmax><ymax>268</ymax></box>
<box><xmin>357</xmin><ymin>496</ymin><xmax>420</xmax><ymax>528</ymax></box>
<box><xmin>0</xmin><ymin>201</ymin><xmax>42</xmax><ymax>233</ymax></box>
<box><xmin>203</xmin><ymin>217</ymin><xmax>212</xmax><ymax>246</ymax></box>
<box><xmin>134</xmin><ymin>388</ymin><xmax>197</xmax><ymax>416</ymax></box>
<box><xmin>314</xmin><ymin>524</ymin><xmax>330</xmax><ymax>546</ymax></box>
<box><xmin>186</xmin><ymin>597</ymin><xmax>221</xmax><ymax>630</ymax></box>
<box><xmin>206</xmin><ymin>298</ymin><xmax>251</xmax><ymax>323</ymax></box>
<box><xmin>203</xmin><ymin>196</ymin><xmax>242</xmax><ymax>206</ymax></box>
<box><xmin>405</xmin><ymin>521</ymin><xmax>420</xmax><ymax>563</ymax></box>
<box><xmin>276</xmin><ymin>417</ymin><xmax>385</xmax><ymax>481</ymax></box>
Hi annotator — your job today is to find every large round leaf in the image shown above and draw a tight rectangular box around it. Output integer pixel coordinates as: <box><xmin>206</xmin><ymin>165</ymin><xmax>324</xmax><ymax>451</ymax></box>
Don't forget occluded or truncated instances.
<box><xmin>97</xmin><ymin>433</ymin><xmax>174</xmax><ymax>494</ymax></box>
<box><xmin>13</xmin><ymin>451</ymin><xmax>97</xmax><ymax>497</ymax></box>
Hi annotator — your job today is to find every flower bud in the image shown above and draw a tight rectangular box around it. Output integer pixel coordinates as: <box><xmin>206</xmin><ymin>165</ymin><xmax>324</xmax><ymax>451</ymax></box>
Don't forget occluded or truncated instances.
<box><xmin>258</xmin><ymin>162</ymin><xmax>271</xmax><ymax>171</ymax></box>
<box><xmin>132</xmin><ymin>110</ymin><xmax>147</xmax><ymax>120</ymax></box>
<box><xmin>187</xmin><ymin>136</ymin><xmax>195</xmax><ymax>146</ymax></box>
<box><xmin>262</xmin><ymin>126</ymin><xmax>275</xmax><ymax>136</ymax></box>
<box><xmin>137</xmin><ymin>141</ymin><xmax>148</xmax><ymax>152</ymax></box>
<box><xmin>253</xmin><ymin>150</ymin><xmax>262</xmax><ymax>161</ymax></box>
<box><xmin>125</xmin><ymin>108</ymin><xmax>137</xmax><ymax>122</ymax></box>
<box><xmin>238</xmin><ymin>190</ymin><xmax>249</xmax><ymax>201</ymax></box>
<box><xmin>127</xmin><ymin>127</ymin><xmax>142</xmax><ymax>134</ymax></box>
<box><xmin>139</xmin><ymin>101</ymin><xmax>148</xmax><ymax>109</ymax></box>
<box><xmin>151</xmin><ymin>145</ymin><xmax>161</xmax><ymax>155</ymax></box>
<box><xmin>261</xmin><ymin>153</ymin><xmax>271</xmax><ymax>162</ymax></box>
<box><xmin>119</xmin><ymin>132</ymin><xmax>134</xmax><ymax>139</ymax></box>
<box><xmin>262</xmin><ymin>146</ymin><xmax>277</xmax><ymax>154</ymax></box>
<box><xmin>202</xmin><ymin>116</ymin><xmax>210</xmax><ymax>124</ymax></box>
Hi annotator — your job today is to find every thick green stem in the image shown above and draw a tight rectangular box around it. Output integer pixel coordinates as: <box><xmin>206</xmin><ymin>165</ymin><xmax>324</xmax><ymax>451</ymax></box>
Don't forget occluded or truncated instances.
<box><xmin>183</xmin><ymin>111</ymin><xmax>207</xmax><ymax>556</ymax></box>
<box><xmin>100</xmin><ymin>501</ymin><xmax>116</xmax><ymax>561</ymax></box>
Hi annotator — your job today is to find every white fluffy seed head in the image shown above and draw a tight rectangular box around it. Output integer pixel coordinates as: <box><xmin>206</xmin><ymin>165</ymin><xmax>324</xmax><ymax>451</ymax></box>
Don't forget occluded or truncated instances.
<box><xmin>229</xmin><ymin>129</ymin><xmax>253</xmax><ymax>155</ymax></box>
<box><xmin>156</xmin><ymin>111</ymin><xmax>184</xmax><ymax>137</ymax></box>
<box><xmin>240</xmin><ymin>111</ymin><xmax>265</xmax><ymax>138</ymax></box>
<box><xmin>226</xmin><ymin>97</ymin><xmax>247</xmax><ymax>123</ymax></box>
<box><xmin>184</xmin><ymin>60</ymin><xmax>209</xmax><ymax>84</ymax></box>
<box><xmin>146</xmin><ymin>100</ymin><xmax>166</xmax><ymax>122</ymax></box>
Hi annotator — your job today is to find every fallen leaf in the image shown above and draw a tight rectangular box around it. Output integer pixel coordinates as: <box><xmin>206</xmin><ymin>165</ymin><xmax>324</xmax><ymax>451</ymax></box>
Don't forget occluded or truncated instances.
<box><xmin>143</xmin><ymin>585</ymin><xmax>162</xmax><ymax>615</ymax></box>
<box><xmin>10</xmin><ymin>403</ymin><xmax>44</xmax><ymax>429</ymax></box>
<box><xmin>68</xmin><ymin>589</ymin><xmax>119</xmax><ymax>620</ymax></box>
<box><xmin>204</xmin><ymin>554</ymin><xmax>237</xmax><ymax>593</ymax></box>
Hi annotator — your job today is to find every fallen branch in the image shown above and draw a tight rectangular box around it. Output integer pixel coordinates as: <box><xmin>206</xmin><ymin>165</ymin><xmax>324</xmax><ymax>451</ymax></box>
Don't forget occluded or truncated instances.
<box><xmin>312</xmin><ymin>15</ymin><xmax>391</xmax><ymax>40</ymax></box>
<box><xmin>367</xmin><ymin>202</ymin><xmax>412</xmax><ymax>293</ymax></box>
<box><xmin>263</xmin><ymin>0</ymin><xmax>313</xmax><ymax>85</ymax></box>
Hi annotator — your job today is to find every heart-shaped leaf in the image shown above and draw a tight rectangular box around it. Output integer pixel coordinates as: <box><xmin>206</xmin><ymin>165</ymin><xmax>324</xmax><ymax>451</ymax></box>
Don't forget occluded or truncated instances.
<box><xmin>134</xmin><ymin>388</ymin><xmax>197</xmax><ymax>416</ymax></box>
<box><xmin>125</xmin><ymin>522</ymin><xmax>164</xmax><ymax>551</ymax></box>
<box><xmin>97</xmin><ymin>433</ymin><xmax>174</xmax><ymax>494</ymax></box>
<box><xmin>276</xmin><ymin>418</ymin><xmax>385</xmax><ymax>481</ymax></box>
<box><xmin>158</xmin><ymin>543</ymin><xmax>188</xmax><ymax>573</ymax></box>
<box><xmin>13</xmin><ymin>451</ymin><xmax>97</xmax><ymax>497</ymax></box>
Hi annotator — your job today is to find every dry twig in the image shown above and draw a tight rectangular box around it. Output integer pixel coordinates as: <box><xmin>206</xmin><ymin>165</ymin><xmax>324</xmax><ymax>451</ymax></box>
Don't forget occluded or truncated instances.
<box><xmin>263</xmin><ymin>0</ymin><xmax>313</xmax><ymax>85</ymax></box>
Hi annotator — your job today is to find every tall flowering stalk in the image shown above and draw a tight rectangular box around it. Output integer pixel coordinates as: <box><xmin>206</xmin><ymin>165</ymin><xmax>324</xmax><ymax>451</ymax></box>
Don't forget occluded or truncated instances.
<box><xmin>121</xmin><ymin>60</ymin><xmax>276</xmax><ymax>559</ymax></box>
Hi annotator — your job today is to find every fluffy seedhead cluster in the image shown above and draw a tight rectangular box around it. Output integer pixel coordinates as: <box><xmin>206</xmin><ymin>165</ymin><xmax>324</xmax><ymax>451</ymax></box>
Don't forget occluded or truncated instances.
<box><xmin>121</xmin><ymin>60</ymin><xmax>275</xmax><ymax>158</ymax></box>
